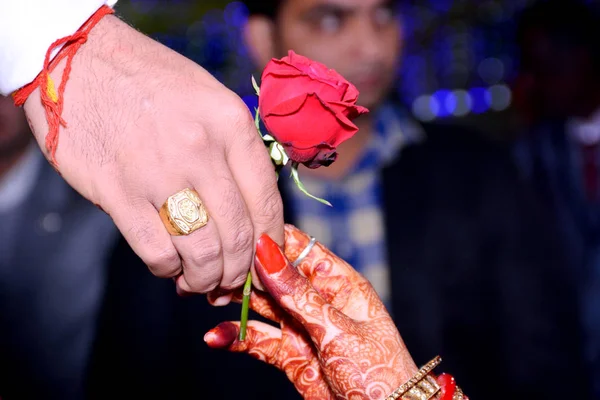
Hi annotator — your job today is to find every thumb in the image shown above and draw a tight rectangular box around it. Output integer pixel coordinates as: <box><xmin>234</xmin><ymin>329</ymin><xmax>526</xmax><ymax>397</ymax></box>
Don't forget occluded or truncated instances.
<box><xmin>204</xmin><ymin>320</ymin><xmax>283</xmax><ymax>364</ymax></box>
<box><xmin>254</xmin><ymin>234</ymin><xmax>351</xmax><ymax>346</ymax></box>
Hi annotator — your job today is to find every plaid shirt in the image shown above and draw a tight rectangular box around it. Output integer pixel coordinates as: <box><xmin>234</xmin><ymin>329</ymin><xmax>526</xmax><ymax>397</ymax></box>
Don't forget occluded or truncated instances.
<box><xmin>283</xmin><ymin>103</ymin><xmax>424</xmax><ymax>310</ymax></box>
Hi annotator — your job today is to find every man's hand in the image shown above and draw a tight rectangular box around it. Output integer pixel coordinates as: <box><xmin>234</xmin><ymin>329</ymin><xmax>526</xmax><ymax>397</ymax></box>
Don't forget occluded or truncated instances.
<box><xmin>23</xmin><ymin>14</ymin><xmax>283</xmax><ymax>294</ymax></box>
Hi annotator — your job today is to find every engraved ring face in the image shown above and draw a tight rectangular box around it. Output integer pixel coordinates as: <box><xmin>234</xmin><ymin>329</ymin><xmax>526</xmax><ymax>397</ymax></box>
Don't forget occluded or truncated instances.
<box><xmin>160</xmin><ymin>188</ymin><xmax>209</xmax><ymax>235</ymax></box>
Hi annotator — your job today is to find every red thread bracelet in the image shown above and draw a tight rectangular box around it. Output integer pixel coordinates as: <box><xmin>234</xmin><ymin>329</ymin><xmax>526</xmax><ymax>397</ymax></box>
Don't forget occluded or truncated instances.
<box><xmin>12</xmin><ymin>5</ymin><xmax>114</xmax><ymax>166</ymax></box>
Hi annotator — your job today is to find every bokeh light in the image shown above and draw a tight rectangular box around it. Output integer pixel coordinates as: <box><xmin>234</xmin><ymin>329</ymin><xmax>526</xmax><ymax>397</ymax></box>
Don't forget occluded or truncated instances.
<box><xmin>118</xmin><ymin>0</ymin><xmax>525</xmax><ymax>121</ymax></box>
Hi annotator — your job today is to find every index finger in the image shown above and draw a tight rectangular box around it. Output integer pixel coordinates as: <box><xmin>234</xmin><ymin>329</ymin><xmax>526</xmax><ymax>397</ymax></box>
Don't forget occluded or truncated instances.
<box><xmin>223</xmin><ymin>99</ymin><xmax>285</xmax><ymax>289</ymax></box>
<box><xmin>283</xmin><ymin>224</ymin><xmax>386</xmax><ymax>321</ymax></box>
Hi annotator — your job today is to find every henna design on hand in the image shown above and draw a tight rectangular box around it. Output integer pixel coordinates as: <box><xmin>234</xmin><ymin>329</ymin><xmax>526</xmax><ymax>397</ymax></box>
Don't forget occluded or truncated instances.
<box><xmin>206</xmin><ymin>225</ymin><xmax>418</xmax><ymax>399</ymax></box>
<box><xmin>207</xmin><ymin>300</ymin><xmax>335</xmax><ymax>399</ymax></box>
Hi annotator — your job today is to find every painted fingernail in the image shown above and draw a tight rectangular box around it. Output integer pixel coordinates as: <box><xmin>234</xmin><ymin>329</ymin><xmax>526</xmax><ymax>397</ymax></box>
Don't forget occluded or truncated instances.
<box><xmin>256</xmin><ymin>234</ymin><xmax>287</xmax><ymax>275</ymax></box>
<box><xmin>204</xmin><ymin>322</ymin><xmax>238</xmax><ymax>348</ymax></box>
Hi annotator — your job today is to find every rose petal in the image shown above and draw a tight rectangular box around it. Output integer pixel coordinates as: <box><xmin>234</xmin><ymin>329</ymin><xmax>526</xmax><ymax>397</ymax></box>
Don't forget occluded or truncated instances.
<box><xmin>262</xmin><ymin>93</ymin><xmax>359</xmax><ymax>150</ymax></box>
<box><xmin>282</xmin><ymin>142</ymin><xmax>338</xmax><ymax>168</ymax></box>
<box><xmin>327</xmin><ymin>101</ymin><xmax>370</xmax><ymax>120</ymax></box>
<box><xmin>281</xmin><ymin>143</ymin><xmax>327</xmax><ymax>164</ymax></box>
<box><xmin>284</xmin><ymin>51</ymin><xmax>348</xmax><ymax>85</ymax></box>
<box><xmin>259</xmin><ymin>79</ymin><xmax>302</xmax><ymax>116</ymax></box>
<box><xmin>262</xmin><ymin>65</ymin><xmax>349</xmax><ymax>95</ymax></box>
<box><xmin>258</xmin><ymin>51</ymin><xmax>368</xmax><ymax>168</ymax></box>
<box><xmin>260</xmin><ymin>74</ymin><xmax>347</xmax><ymax>117</ymax></box>
<box><xmin>283</xmin><ymin>51</ymin><xmax>315</xmax><ymax>72</ymax></box>
<box><xmin>260</xmin><ymin>78</ymin><xmax>350</xmax><ymax>117</ymax></box>
<box><xmin>261</xmin><ymin>60</ymin><xmax>305</xmax><ymax>78</ymax></box>
<box><xmin>260</xmin><ymin>51</ymin><xmax>358</xmax><ymax>116</ymax></box>
<box><xmin>261</xmin><ymin>52</ymin><xmax>344</xmax><ymax>85</ymax></box>
<box><xmin>278</xmin><ymin>51</ymin><xmax>349</xmax><ymax>91</ymax></box>
<box><xmin>312</xmin><ymin>100</ymin><xmax>368</xmax><ymax>148</ymax></box>
<box><xmin>262</xmin><ymin>93</ymin><xmax>308</xmax><ymax>117</ymax></box>
<box><xmin>261</xmin><ymin>72</ymin><xmax>347</xmax><ymax>102</ymax></box>
<box><xmin>263</xmin><ymin>51</ymin><xmax>356</xmax><ymax>97</ymax></box>
<box><xmin>342</xmin><ymin>82</ymin><xmax>360</xmax><ymax>103</ymax></box>
<box><xmin>307</xmin><ymin>148</ymin><xmax>338</xmax><ymax>168</ymax></box>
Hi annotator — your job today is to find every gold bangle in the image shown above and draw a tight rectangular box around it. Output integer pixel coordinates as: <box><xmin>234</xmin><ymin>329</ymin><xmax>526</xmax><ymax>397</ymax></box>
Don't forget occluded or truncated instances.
<box><xmin>452</xmin><ymin>386</ymin><xmax>465</xmax><ymax>400</ymax></box>
<box><xmin>403</xmin><ymin>374</ymin><xmax>440</xmax><ymax>400</ymax></box>
<box><xmin>385</xmin><ymin>356</ymin><xmax>442</xmax><ymax>400</ymax></box>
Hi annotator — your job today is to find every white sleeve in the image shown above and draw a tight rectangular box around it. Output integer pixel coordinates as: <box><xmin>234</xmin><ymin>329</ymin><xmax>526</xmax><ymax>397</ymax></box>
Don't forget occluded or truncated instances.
<box><xmin>0</xmin><ymin>0</ymin><xmax>118</xmax><ymax>96</ymax></box>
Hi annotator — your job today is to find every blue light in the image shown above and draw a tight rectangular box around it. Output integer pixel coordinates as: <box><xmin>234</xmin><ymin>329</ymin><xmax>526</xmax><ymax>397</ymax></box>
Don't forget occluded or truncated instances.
<box><xmin>469</xmin><ymin>87</ymin><xmax>490</xmax><ymax>114</ymax></box>
<box><xmin>428</xmin><ymin>96</ymin><xmax>440</xmax><ymax>119</ymax></box>
<box><xmin>445</xmin><ymin>92</ymin><xmax>458</xmax><ymax>115</ymax></box>
<box><xmin>432</xmin><ymin>89</ymin><xmax>453</xmax><ymax>118</ymax></box>
<box><xmin>224</xmin><ymin>2</ymin><xmax>249</xmax><ymax>28</ymax></box>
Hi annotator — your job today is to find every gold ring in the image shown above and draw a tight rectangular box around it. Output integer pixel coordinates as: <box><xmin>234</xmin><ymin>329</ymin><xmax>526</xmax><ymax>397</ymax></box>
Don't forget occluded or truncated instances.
<box><xmin>159</xmin><ymin>188</ymin><xmax>209</xmax><ymax>235</ymax></box>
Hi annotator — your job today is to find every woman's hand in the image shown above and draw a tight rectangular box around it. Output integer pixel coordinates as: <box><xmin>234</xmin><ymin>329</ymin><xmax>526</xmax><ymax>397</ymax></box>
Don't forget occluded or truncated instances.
<box><xmin>204</xmin><ymin>225</ymin><xmax>418</xmax><ymax>399</ymax></box>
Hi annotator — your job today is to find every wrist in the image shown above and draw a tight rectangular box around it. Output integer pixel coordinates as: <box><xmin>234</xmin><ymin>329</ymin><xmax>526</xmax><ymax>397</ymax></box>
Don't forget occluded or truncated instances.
<box><xmin>23</xmin><ymin>12</ymin><xmax>123</xmax><ymax>126</ymax></box>
<box><xmin>20</xmin><ymin>5</ymin><xmax>117</xmax><ymax>165</ymax></box>
<box><xmin>80</xmin><ymin>14</ymin><xmax>140</xmax><ymax>69</ymax></box>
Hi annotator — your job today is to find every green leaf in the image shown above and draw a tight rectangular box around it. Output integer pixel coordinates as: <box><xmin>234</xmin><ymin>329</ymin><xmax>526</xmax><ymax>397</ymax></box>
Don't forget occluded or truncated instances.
<box><xmin>262</xmin><ymin>134</ymin><xmax>275</xmax><ymax>142</ymax></box>
<box><xmin>254</xmin><ymin>107</ymin><xmax>262</xmax><ymax>136</ymax></box>
<box><xmin>290</xmin><ymin>163</ymin><xmax>332</xmax><ymax>207</ymax></box>
<box><xmin>269</xmin><ymin>142</ymin><xmax>290</xmax><ymax>166</ymax></box>
<box><xmin>251</xmin><ymin>75</ymin><xmax>260</xmax><ymax>96</ymax></box>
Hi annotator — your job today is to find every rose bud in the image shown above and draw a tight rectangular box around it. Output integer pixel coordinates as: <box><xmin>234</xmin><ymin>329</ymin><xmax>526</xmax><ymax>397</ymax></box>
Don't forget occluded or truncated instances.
<box><xmin>259</xmin><ymin>51</ymin><xmax>369</xmax><ymax>169</ymax></box>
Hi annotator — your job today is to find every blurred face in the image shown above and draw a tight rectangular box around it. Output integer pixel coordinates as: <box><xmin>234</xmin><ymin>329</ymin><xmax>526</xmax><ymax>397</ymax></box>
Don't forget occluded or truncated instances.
<box><xmin>273</xmin><ymin>0</ymin><xmax>402</xmax><ymax>110</ymax></box>
<box><xmin>520</xmin><ymin>28</ymin><xmax>592</xmax><ymax>118</ymax></box>
<box><xmin>0</xmin><ymin>96</ymin><xmax>30</xmax><ymax>158</ymax></box>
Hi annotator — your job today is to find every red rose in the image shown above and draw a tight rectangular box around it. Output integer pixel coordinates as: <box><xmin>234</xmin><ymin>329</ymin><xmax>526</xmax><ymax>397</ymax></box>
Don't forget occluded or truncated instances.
<box><xmin>259</xmin><ymin>51</ymin><xmax>369</xmax><ymax>169</ymax></box>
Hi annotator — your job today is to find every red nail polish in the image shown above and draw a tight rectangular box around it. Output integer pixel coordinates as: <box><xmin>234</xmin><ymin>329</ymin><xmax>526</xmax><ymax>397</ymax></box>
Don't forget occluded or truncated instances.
<box><xmin>256</xmin><ymin>234</ymin><xmax>287</xmax><ymax>275</ymax></box>
<box><xmin>204</xmin><ymin>322</ymin><xmax>238</xmax><ymax>348</ymax></box>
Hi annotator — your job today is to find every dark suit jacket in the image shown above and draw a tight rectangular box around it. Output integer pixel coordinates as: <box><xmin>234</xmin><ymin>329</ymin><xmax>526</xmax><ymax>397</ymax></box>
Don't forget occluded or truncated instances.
<box><xmin>87</xmin><ymin>236</ymin><xmax>301</xmax><ymax>399</ymax></box>
<box><xmin>0</xmin><ymin>150</ymin><xmax>298</xmax><ymax>400</ymax></box>
<box><xmin>0</xmin><ymin>151</ymin><xmax>117</xmax><ymax>400</ymax></box>
<box><xmin>280</xmin><ymin>122</ymin><xmax>590</xmax><ymax>399</ymax></box>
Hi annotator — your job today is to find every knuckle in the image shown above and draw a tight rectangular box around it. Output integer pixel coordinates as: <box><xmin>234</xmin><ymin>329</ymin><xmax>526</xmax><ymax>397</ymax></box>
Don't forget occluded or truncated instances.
<box><xmin>190</xmin><ymin>239</ymin><xmax>223</xmax><ymax>266</ymax></box>
<box><xmin>183</xmin><ymin>266</ymin><xmax>221</xmax><ymax>293</ymax></box>
<box><xmin>219</xmin><ymin>96</ymin><xmax>256</xmax><ymax>141</ymax></box>
<box><xmin>144</xmin><ymin>247</ymin><xmax>181</xmax><ymax>277</ymax></box>
<box><xmin>224</xmin><ymin>222</ymin><xmax>254</xmax><ymax>257</ymax></box>
<box><xmin>220</xmin><ymin>274</ymin><xmax>248</xmax><ymax>291</ymax></box>
<box><xmin>182</xmin><ymin>125</ymin><xmax>211</xmax><ymax>151</ymax></box>
<box><xmin>223</xmin><ymin>94</ymin><xmax>253</xmax><ymax>122</ymax></box>
<box><xmin>216</xmin><ymin>177</ymin><xmax>246</xmax><ymax>219</ymax></box>
<box><xmin>256</xmin><ymin>184</ymin><xmax>284</xmax><ymax>226</ymax></box>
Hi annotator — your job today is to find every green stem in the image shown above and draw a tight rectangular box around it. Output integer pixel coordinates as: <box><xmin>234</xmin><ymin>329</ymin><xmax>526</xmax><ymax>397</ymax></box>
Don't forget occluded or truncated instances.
<box><xmin>290</xmin><ymin>162</ymin><xmax>332</xmax><ymax>206</ymax></box>
<box><xmin>239</xmin><ymin>271</ymin><xmax>253</xmax><ymax>341</ymax></box>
